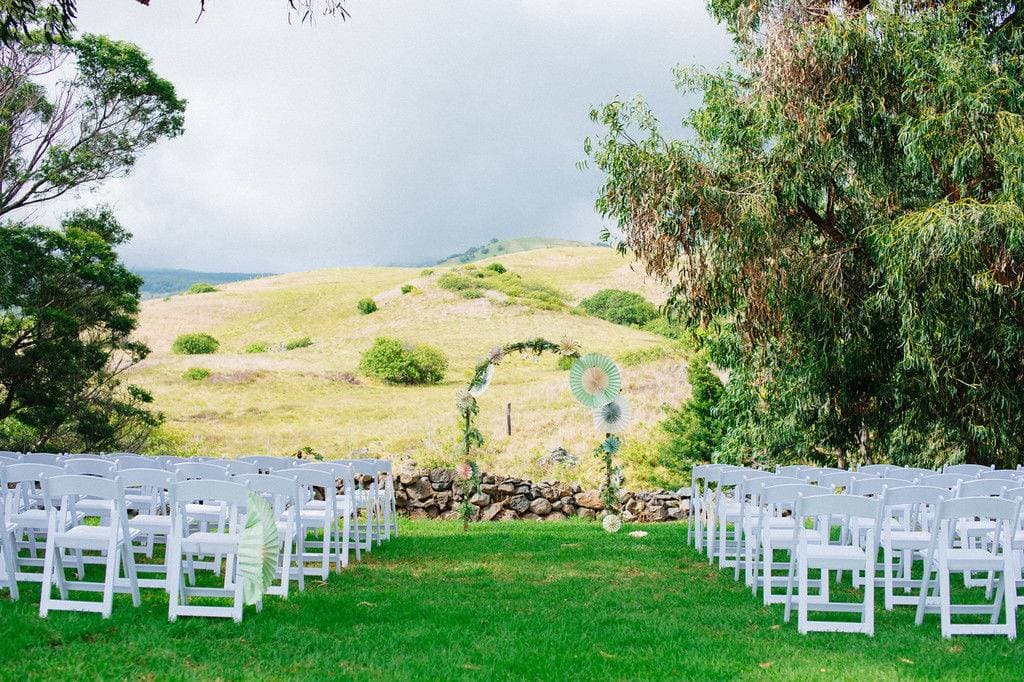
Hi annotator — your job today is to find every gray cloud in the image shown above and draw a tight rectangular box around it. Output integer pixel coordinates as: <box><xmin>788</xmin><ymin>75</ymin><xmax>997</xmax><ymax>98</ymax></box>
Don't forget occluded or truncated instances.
<box><xmin>61</xmin><ymin>0</ymin><xmax>732</xmax><ymax>272</ymax></box>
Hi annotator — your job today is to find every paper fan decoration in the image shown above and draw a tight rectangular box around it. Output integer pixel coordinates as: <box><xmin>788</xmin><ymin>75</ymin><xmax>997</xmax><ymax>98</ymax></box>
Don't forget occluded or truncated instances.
<box><xmin>569</xmin><ymin>353</ymin><xmax>621</xmax><ymax>407</ymax></box>
<box><xmin>593</xmin><ymin>396</ymin><xmax>632</xmax><ymax>433</ymax></box>
<box><xmin>239</xmin><ymin>492</ymin><xmax>280</xmax><ymax>605</ymax></box>
<box><xmin>469</xmin><ymin>363</ymin><xmax>494</xmax><ymax>397</ymax></box>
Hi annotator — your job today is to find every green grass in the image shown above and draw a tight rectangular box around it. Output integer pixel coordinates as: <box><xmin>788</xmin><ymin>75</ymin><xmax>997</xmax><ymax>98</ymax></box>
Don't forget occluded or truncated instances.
<box><xmin>1</xmin><ymin>521</ymin><xmax>1019</xmax><ymax>680</ymax></box>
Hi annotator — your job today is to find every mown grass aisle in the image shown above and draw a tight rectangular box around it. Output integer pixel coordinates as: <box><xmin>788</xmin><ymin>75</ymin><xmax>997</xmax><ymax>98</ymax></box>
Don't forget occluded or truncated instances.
<box><xmin>0</xmin><ymin>520</ymin><xmax>1020</xmax><ymax>679</ymax></box>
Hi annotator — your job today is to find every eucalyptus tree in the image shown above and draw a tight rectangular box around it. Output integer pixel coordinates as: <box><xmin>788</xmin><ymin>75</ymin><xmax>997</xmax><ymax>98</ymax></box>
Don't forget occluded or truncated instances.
<box><xmin>589</xmin><ymin>1</ymin><xmax>1024</xmax><ymax>466</ymax></box>
<box><xmin>0</xmin><ymin>0</ymin><xmax>352</xmax><ymax>45</ymax></box>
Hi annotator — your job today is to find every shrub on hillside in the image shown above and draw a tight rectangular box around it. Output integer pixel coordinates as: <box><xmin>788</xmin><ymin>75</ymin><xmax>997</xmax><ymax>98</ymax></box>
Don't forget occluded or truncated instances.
<box><xmin>187</xmin><ymin>282</ymin><xmax>217</xmax><ymax>294</ymax></box>
<box><xmin>172</xmin><ymin>333</ymin><xmax>219</xmax><ymax>355</ymax></box>
<box><xmin>556</xmin><ymin>355</ymin><xmax>574</xmax><ymax>371</ymax></box>
<box><xmin>357</xmin><ymin>297</ymin><xmax>378</xmax><ymax>314</ymax></box>
<box><xmin>285</xmin><ymin>336</ymin><xmax>313</xmax><ymax>350</ymax></box>
<box><xmin>579</xmin><ymin>289</ymin><xmax>659</xmax><ymax>327</ymax></box>
<box><xmin>401</xmin><ymin>284</ymin><xmax>415</xmax><ymax>294</ymax></box>
<box><xmin>485</xmin><ymin>262</ymin><xmax>506</xmax><ymax>274</ymax></box>
<box><xmin>359</xmin><ymin>337</ymin><xmax>448</xmax><ymax>385</ymax></box>
<box><xmin>245</xmin><ymin>342</ymin><xmax>268</xmax><ymax>353</ymax></box>
<box><xmin>182</xmin><ymin>367</ymin><xmax>211</xmax><ymax>381</ymax></box>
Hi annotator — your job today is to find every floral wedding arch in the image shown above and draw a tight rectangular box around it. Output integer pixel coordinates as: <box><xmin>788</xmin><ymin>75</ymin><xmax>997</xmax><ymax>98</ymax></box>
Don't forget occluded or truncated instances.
<box><xmin>452</xmin><ymin>337</ymin><xmax>632</xmax><ymax>530</ymax></box>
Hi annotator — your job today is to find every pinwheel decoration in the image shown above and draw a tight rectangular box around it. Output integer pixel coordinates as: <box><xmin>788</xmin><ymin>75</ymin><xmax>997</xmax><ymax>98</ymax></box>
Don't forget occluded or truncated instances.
<box><xmin>593</xmin><ymin>396</ymin><xmax>632</xmax><ymax>434</ymax></box>
<box><xmin>569</xmin><ymin>353</ymin><xmax>621</xmax><ymax>408</ymax></box>
<box><xmin>238</xmin><ymin>493</ymin><xmax>279</xmax><ymax>605</ymax></box>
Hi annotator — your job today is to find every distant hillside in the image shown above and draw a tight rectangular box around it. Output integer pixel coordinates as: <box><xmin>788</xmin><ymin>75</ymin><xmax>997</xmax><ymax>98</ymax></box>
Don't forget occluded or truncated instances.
<box><xmin>435</xmin><ymin>237</ymin><xmax>604</xmax><ymax>266</ymax></box>
<box><xmin>134</xmin><ymin>269</ymin><xmax>273</xmax><ymax>299</ymax></box>
<box><xmin>128</xmin><ymin>246</ymin><xmax>684</xmax><ymax>485</ymax></box>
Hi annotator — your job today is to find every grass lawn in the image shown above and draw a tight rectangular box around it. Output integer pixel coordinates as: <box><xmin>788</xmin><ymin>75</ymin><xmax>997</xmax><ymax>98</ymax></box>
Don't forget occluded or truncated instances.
<box><xmin>0</xmin><ymin>520</ymin><xmax>1019</xmax><ymax>680</ymax></box>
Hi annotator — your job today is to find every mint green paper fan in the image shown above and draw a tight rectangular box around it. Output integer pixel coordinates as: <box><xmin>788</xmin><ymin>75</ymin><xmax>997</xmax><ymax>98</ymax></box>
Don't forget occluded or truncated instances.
<box><xmin>569</xmin><ymin>353</ymin><xmax>621</xmax><ymax>408</ymax></box>
<box><xmin>239</xmin><ymin>492</ymin><xmax>279</xmax><ymax>605</ymax></box>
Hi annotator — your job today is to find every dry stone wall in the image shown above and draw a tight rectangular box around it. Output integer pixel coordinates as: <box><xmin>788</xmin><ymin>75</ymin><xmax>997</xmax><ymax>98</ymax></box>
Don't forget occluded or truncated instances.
<box><xmin>394</xmin><ymin>465</ymin><xmax>690</xmax><ymax>522</ymax></box>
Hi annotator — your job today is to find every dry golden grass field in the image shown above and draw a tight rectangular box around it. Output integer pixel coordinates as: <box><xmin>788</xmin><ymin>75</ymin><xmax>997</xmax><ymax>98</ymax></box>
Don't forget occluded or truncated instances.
<box><xmin>129</xmin><ymin>246</ymin><xmax>690</xmax><ymax>485</ymax></box>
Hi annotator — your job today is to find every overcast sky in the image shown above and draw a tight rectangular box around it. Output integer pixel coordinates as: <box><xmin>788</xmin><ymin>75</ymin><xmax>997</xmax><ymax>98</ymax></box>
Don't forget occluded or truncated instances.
<box><xmin>65</xmin><ymin>1</ymin><xmax>732</xmax><ymax>272</ymax></box>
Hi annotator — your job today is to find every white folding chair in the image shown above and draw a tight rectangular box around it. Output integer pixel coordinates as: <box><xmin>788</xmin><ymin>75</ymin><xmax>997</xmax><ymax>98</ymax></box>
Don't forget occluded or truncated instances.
<box><xmin>39</xmin><ymin>474</ymin><xmax>141</xmax><ymax>619</ymax></box>
<box><xmin>175</xmin><ymin>462</ymin><xmax>232</xmax><ymax>576</ymax></box>
<box><xmin>235</xmin><ymin>473</ymin><xmax>304</xmax><ymax>599</ymax></box>
<box><xmin>918</xmin><ymin>473</ymin><xmax>968</xmax><ymax>490</ymax></box>
<box><xmin>4</xmin><ymin>463</ymin><xmax>72</xmax><ymax>581</ymax></box>
<box><xmin>21</xmin><ymin>453</ymin><xmax>62</xmax><ymax>466</ymax></box>
<box><xmin>225</xmin><ymin>460</ymin><xmax>259</xmax><ymax>476</ymax></box>
<box><xmin>784</xmin><ymin>493</ymin><xmax>882</xmax><ymax>635</ymax></box>
<box><xmin>944</xmin><ymin>463</ymin><xmax>994</xmax><ymax>476</ymax></box>
<box><xmin>1001</xmin><ymin>487</ymin><xmax>1024</xmax><ymax>609</ymax></box>
<box><xmin>738</xmin><ymin>475</ymin><xmax>804</xmax><ymax>589</ymax></box>
<box><xmin>756</xmin><ymin>483</ymin><xmax>830</xmax><ymax>605</ymax></box>
<box><xmin>775</xmin><ymin>464</ymin><xmax>814</xmax><ymax>478</ymax></box>
<box><xmin>879</xmin><ymin>485</ymin><xmax>947</xmax><ymax>610</ymax></box>
<box><xmin>278</xmin><ymin>466</ymin><xmax>353</xmax><ymax>577</ymax></box>
<box><xmin>167</xmin><ymin>478</ymin><xmax>248</xmax><ymax>622</ymax></box>
<box><xmin>114</xmin><ymin>454</ymin><xmax>160</xmax><ymax>470</ymax></box>
<box><xmin>856</xmin><ymin>464</ymin><xmax>892</xmax><ymax>477</ymax></box>
<box><xmin>0</xmin><ymin>466</ymin><xmax>19</xmax><ymax>600</ymax></box>
<box><xmin>692</xmin><ymin>464</ymin><xmax>737</xmax><ymax>554</ymax></box>
<box><xmin>915</xmin><ymin>496</ymin><xmax>1021</xmax><ymax>639</ymax></box>
<box><xmin>120</xmin><ymin>468</ymin><xmax>175</xmax><ymax>591</ymax></box>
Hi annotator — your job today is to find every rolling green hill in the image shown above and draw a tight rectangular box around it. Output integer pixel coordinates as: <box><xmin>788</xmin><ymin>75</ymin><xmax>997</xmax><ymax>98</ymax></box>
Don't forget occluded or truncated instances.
<box><xmin>435</xmin><ymin>237</ymin><xmax>603</xmax><ymax>266</ymax></box>
<box><xmin>128</xmin><ymin>246</ymin><xmax>687</xmax><ymax>485</ymax></box>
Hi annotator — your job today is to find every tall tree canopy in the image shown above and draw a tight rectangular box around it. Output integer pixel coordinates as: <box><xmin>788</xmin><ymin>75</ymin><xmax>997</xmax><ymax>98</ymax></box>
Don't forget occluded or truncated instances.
<box><xmin>589</xmin><ymin>0</ymin><xmax>1024</xmax><ymax>467</ymax></box>
<box><xmin>0</xmin><ymin>33</ymin><xmax>185</xmax><ymax>218</ymax></box>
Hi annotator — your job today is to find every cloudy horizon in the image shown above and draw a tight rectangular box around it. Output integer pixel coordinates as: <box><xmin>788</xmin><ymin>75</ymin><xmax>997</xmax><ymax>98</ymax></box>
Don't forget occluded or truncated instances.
<box><xmin>42</xmin><ymin>1</ymin><xmax>734</xmax><ymax>273</ymax></box>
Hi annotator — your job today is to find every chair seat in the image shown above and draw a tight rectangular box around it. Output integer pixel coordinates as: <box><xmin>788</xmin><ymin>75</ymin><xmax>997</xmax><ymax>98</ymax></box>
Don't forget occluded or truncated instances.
<box><xmin>130</xmin><ymin>514</ymin><xmax>172</xmax><ymax>533</ymax></box>
<box><xmin>10</xmin><ymin>509</ymin><xmax>48</xmax><ymax>529</ymax></box>
<box><xmin>763</xmin><ymin>528</ymin><xmax>821</xmax><ymax>545</ymax></box>
<box><xmin>882</xmin><ymin>529</ymin><xmax>930</xmax><ymax>548</ymax></box>
<box><xmin>74</xmin><ymin>499</ymin><xmax>116</xmax><ymax>514</ymax></box>
<box><xmin>181</xmin><ymin>532</ymin><xmax>240</xmax><ymax>554</ymax></box>
<box><xmin>302</xmin><ymin>499</ymin><xmax>353</xmax><ymax>515</ymax></box>
<box><xmin>55</xmin><ymin>525</ymin><xmax>139</xmax><ymax>550</ymax></box>
<box><xmin>936</xmin><ymin>548</ymin><xmax>1005</xmax><ymax>570</ymax></box>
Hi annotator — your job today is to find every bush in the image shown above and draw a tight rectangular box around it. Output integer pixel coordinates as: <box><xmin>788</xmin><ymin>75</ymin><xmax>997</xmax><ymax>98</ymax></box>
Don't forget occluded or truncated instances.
<box><xmin>484</xmin><ymin>262</ymin><xmax>506</xmax><ymax>274</ymax></box>
<box><xmin>187</xmin><ymin>282</ymin><xmax>217</xmax><ymax>294</ymax></box>
<box><xmin>357</xmin><ymin>297</ymin><xmax>378</xmax><ymax>314</ymax></box>
<box><xmin>556</xmin><ymin>355</ymin><xmax>574</xmax><ymax>371</ymax></box>
<box><xmin>579</xmin><ymin>289</ymin><xmax>659</xmax><ymax>327</ymax></box>
<box><xmin>245</xmin><ymin>342</ymin><xmax>268</xmax><ymax>354</ymax></box>
<box><xmin>658</xmin><ymin>354</ymin><xmax>725</xmax><ymax>468</ymax></box>
<box><xmin>359</xmin><ymin>337</ymin><xmax>448</xmax><ymax>385</ymax></box>
<box><xmin>400</xmin><ymin>284</ymin><xmax>414</xmax><ymax>294</ymax></box>
<box><xmin>172</xmin><ymin>333</ymin><xmax>219</xmax><ymax>355</ymax></box>
<box><xmin>182</xmin><ymin>367</ymin><xmax>211</xmax><ymax>381</ymax></box>
<box><xmin>285</xmin><ymin>336</ymin><xmax>313</xmax><ymax>350</ymax></box>
<box><xmin>420</xmin><ymin>268</ymin><xmax>434</xmax><ymax>276</ymax></box>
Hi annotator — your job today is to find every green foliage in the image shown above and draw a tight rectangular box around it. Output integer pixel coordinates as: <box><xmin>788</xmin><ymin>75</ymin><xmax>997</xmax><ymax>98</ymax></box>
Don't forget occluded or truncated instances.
<box><xmin>590</xmin><ymin>1</ymin><xmax>1024</xmax><ymax>468</ymax></box>
<box><xmin>438</xmin><ymin>267</ymin><xmax>567</xmax><ymax>310</ymax></box>
<box><xmin>617</xmin><ymin>345</ymin><xmax>680</xmax><ymax>367</ymax></box>
<box><xmin>640</xmin><ymin>317</ymin><xmax>695</xmax><ymax>345</ymax></box>
<box><xmin>0</xmin><ymin>35</ymin><xmax>185</xmax><ymax>220</ymax></box>
<box><xmin>285</xmin><ymin>336</ymin><xmax>313</xmax><ymax>351</ymax></box>
<box><xmin>172</xmin><ymin>333</ymin><xmax>219</xmax><ymax>355</ymax></box>
<box><xmin>556</xmin><ymin>355</ymin><xmax>574</xmax><ymax>371</ymax></box>
<box><xmin>187</xmin><ymin>282</ymin><xmax>217</xmax><ymax>294</ymax></box>
<box><xmin>359</xmin><ymin>337</ymin><xmax>449</xmax><ymax>385</ymax></box>
<box><xmin>658</xmin><ymin>356</ymin><xmax>725</xmax><ymax>468</ymax></box>
<box><xmin>484</xmin><ymin>262</ymin><xmax>507</xmax><ymax>274</ymax></box>
<box><xmin>579</xmin><ymin>289</ymin><xmax>659</xmax><ymax>327</ymax></box>
<box><xmin>420</xmin><ymin>268</ymin><xmax>434</xmax><ymax>276</ymax></box>
<box><xmin>357</xmin><ymin>297</ymin><xmax>378</xmax><ymax>314</ymax></box>
<box><xmin>0</xmin><ymin>209</ymin><xmax>161</xmax><ymax>452</ymax></box>
<box><xmin>182</xmin><ymin>367</ymin><xmax>210</xmax><ymax>381</ymax></box>
<box><xmin>245</xmin><ymin>342</ymin><xmax>268</xmax><ymax>354</ymax></box>
<box><xmin>400</xmin><ymin>284</ymin><xmax>415</xmax><ymax>294</ymax></box>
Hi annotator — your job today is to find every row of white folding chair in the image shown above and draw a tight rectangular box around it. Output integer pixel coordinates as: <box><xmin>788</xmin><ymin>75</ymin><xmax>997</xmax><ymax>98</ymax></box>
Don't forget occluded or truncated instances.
<box><xmin>694</xmin><ymin>468</ymin><xmax>1024</xmax><ymax>638</ymax></box>
<box><xmin>0</xmin><ymin>469</ymin><xmax>317</xmax><ymax>621</ymax></box>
